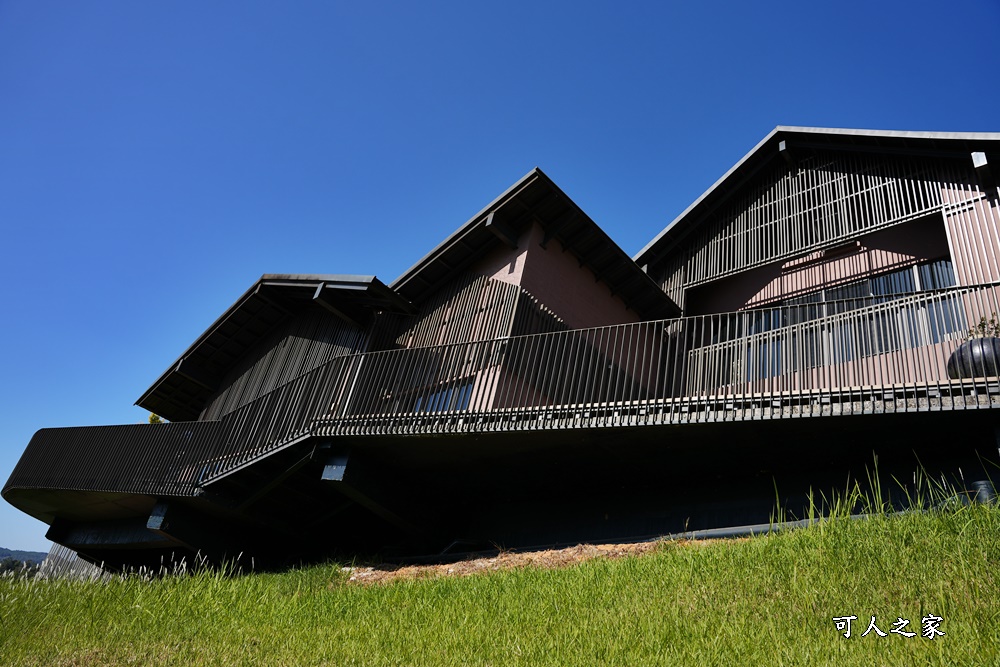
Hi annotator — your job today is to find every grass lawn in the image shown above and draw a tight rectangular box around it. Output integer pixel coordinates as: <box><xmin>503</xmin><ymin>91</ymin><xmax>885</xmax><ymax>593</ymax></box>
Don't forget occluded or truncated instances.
<box><xmin>1</xmin><ymin>502</ymin><xmax>998</xmax><ymax>666</ymax></box>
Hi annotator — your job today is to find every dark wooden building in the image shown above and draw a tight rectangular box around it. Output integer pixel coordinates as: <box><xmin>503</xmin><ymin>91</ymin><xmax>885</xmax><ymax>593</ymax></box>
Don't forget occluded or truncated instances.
<box><xmin>6</xmin><ymin>128</ymin><xmax>1000</xmax><ymax>568</ymax></box>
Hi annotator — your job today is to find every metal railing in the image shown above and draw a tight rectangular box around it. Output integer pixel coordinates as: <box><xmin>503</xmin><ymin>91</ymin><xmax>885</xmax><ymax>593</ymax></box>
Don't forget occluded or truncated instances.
<box><xmin>7</xmin><ymin>282</ymin><xmax>1000</xmax><ymax>498</ymax></box>
<box><xmin>3</xmin><ymin>421</ymin><xmax>225</xmax><ymax>498</ymax></box>
<box><xmin>317</xmin><ymin>282</ymin><xmax>1000</xmax><ymax>436</ymax></box>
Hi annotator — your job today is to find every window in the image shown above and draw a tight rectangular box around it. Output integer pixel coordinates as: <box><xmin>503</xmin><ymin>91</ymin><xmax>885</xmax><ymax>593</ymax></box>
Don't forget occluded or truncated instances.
<box><xmin>414</xmin><ymin>378</ymin><xmax>474</xmax><ymax>413</ymax></box>
<box><xmin>739</xmin><ymin>258</ymin><xmax>962</xmax><ymax>381</ymax></box>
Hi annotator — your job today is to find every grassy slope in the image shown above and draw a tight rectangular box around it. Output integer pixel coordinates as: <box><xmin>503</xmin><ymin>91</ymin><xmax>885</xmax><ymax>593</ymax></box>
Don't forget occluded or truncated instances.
<box><xmin>1</xmin><ymin>505</ymin><xmax>997</xmax><ymax>666</ymax></box>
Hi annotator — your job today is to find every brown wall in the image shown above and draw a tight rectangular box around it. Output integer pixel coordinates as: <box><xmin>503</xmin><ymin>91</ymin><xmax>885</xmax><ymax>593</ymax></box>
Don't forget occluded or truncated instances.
<box><xmin>480</xmin><ymin>240</ymin><xmax>528</xmax><ymax>287</ymax></box>
<box><xmin>517</xmin><ymin>222</ymin><xmax>641</xmax><ymax>329</ymax></box>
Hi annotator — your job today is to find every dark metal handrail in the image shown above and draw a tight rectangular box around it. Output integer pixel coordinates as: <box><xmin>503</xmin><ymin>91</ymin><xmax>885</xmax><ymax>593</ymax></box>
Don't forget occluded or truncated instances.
<box><xmin>7</xmin><ymin>282</ymin><xmax>1000</xmax><ymax>498</ymax></box>
<box><xmin>3</xmin><ymin>421</ymin><xmax>225</xmax><ymax>498</ymax></box>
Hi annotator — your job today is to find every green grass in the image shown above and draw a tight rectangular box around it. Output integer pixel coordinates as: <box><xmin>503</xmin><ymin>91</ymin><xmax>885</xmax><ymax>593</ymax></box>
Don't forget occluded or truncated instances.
<box><xmin>2</xmin><ymin>504</ymin><xmax>998</xmax><ymax>666</ymax></box>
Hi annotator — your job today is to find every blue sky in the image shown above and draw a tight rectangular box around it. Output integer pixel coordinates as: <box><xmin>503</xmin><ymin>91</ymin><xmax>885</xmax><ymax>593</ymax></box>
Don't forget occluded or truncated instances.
<box><xmin>2</xmin><ymin>1</ymin><xmax>998</xmax><ymax>551</ymax></box>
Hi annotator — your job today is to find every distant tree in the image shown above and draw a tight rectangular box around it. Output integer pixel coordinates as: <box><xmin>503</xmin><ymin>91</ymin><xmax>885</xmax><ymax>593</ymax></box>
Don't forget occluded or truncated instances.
<box><xmin>0</xmin><ymin>557</ymin><xmax>39</xmax><ymax>578</ymax></box>
<box><xmin>149</xmin><ymin>413</ymin><xmax>166</xmax><ymax>424</ymax></box>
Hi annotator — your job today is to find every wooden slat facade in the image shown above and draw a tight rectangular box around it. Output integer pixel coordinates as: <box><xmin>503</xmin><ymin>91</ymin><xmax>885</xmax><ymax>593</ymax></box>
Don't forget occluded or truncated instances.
<box><xmin>368</xmin><ymin>273</ymin><xmax>566</xmax><ymax>352</ymax></box>
<box><xmin>651</xmin><ymin>151</ymin><xmax>993</xmax><ymax>312</ymax></box>
<box><xmin>200</xmin><ymin>310</ymin><xmax>366</xmax><ymax>420</ymax></box>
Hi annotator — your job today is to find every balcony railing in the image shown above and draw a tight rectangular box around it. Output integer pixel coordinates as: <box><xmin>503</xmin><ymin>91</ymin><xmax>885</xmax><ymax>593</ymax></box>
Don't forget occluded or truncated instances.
<box><xmin>4</xmin><ymin>421</ymin><xmax>225</xmax><ymax>498</ymax></box>
<box><xmin>7</xmin><ymin>282</ymin><xmax>1000</xmax><ymax>499</ymax></box>
<box><xmin>315</xmin><ymin>282</ymin><xmax>1000</xmax><ymax>435</ymax></box>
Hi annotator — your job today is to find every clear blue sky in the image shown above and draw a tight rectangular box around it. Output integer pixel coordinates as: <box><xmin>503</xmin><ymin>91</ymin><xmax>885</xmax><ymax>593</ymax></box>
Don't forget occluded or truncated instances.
<box><xmin>2</xmin><ymin>1</ymin><xmax>998</xmax><ymax>552</ymax></box>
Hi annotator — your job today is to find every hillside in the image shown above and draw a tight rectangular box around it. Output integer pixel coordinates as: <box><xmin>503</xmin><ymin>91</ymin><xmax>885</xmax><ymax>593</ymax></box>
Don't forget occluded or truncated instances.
<box><xmin>1</xmin><ymin>503</ymin><xmax>997</xmax><ymax>666</ymax></box>
<box><xmin>0</xmin><ymin>546</ymin><xmax>47</xmax><ymax>564</ymax></box>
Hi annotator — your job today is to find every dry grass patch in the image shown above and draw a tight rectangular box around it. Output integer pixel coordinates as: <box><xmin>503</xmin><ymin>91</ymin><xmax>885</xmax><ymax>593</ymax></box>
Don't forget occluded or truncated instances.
<box><xmin>341</xmin><ymin>540</ymin><xmax>679</xmax><ymax>585</ymax></box>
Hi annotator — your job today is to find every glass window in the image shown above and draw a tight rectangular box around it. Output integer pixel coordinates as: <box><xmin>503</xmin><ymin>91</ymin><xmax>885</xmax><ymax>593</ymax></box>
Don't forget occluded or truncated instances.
<box><xmin>415</xmin><ymin>378</ymin><xmax>474</xmax><ymax>413</ymax></box>
<box><xmin>918</xmin><ymin>258</ymin><xmax>956</xmax><ymax>290</ymax></box>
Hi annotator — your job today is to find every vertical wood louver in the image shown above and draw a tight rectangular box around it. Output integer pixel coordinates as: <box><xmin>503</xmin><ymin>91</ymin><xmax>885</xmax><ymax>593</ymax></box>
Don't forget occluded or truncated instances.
<box><xmin>653</xmin><ymin>152</ymin><xmax>986</xmax><ymax>309</ymax></box>
<box><xmin>368</xmin><ymin>273</ymin><xmax>565</xmax><ymax>352</ymax></box>
<box><xmin>200</xmin><ymin>311</ymin><xmax>366</xmax><ymax>420</ymax></box>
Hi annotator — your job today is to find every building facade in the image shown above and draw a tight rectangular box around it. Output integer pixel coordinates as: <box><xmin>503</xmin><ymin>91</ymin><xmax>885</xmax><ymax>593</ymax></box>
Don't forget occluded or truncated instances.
<box><xmin>5</xmin><ymin>128</ymin><xmax>1000</xmax><ymax>567</ymax></box>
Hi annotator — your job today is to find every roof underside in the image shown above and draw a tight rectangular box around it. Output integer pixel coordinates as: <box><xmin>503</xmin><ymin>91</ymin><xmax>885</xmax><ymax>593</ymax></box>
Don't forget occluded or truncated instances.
<box><xmin>635</xmin><ymin>126</ymin><xmax>1000</xmax><ymax>267</ymax></box>
<box><xmin>392</xmin><ymin>167</ymin><xmax>680</xmax><ymax>320</ymax></box>
<box><xmin>136</xmin><ymin>275</ymin><xmax>412</xmax><ymax>422</ymax></box>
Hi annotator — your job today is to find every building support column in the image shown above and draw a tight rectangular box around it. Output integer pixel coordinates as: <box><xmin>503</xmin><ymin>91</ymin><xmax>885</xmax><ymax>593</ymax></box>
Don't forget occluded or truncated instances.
<box><xmin>319</xmin><ymin>445</ymin><xmax>420</xmax><ymax>534</ymax></box>
<box><xmin>146</xmin><ymin>501</ymin><xmax>235</xmax><ymax>559</ymax></box>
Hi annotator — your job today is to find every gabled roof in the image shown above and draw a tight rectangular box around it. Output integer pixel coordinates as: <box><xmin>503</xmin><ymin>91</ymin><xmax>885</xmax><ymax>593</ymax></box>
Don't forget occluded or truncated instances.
<box><xmin>393</xmin><ymin>167</ymin><xmax>680</xmax><ymax>320</ymax></box>
<box><xmin>136</xmin><ymin>274</ymin><xmax>412</xmax><ymax>422</ymax></box>
<box><xmin>635</xmin><ymin>126</ymin><xmax>1000</xmax><ymax>267</ymax></box>
<box><xmin>139</xmin><ymin>170</ymin><xmax>680</xmax><ymax>421</ymax></box>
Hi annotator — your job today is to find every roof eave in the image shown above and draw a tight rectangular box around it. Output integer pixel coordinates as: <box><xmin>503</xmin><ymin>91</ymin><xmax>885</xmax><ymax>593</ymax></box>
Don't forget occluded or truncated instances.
<box><xmin>135</xmin><ymin>274</ymin><xmax>409</xmax><ymax>420</ymax></box>
<box><xmin>391</xmin><ymin>168</ymin><xmax>545</xmax><ymax>295</ymax></box>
